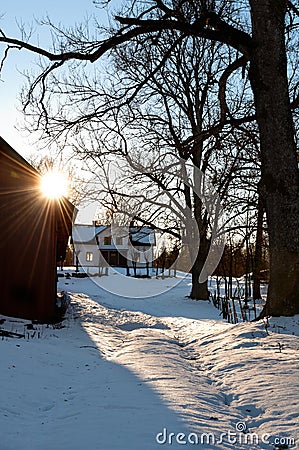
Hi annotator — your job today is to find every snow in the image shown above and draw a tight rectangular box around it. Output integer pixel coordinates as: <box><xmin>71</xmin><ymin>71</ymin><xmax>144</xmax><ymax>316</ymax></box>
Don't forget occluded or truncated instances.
<box><xmin>0</xmin><ymin>272</ymin><xmax>298</xmax><ymax>449</ymax></box>
<box><xmin>129</xmin><ymin>226</ymin><xmax>156</xmax><ymax>245</ymax></box>
<box><xmin>72</xmin><ymin>224</ymin><xmax>99</xmax><ymax>244</ymax></box>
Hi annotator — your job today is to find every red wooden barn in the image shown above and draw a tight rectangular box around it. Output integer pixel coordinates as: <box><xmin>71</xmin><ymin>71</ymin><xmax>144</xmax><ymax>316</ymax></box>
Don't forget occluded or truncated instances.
<box><xmin>0</xmin><ymin>136</ymin><xmax>74</xmax><ymax>323</ymax></box>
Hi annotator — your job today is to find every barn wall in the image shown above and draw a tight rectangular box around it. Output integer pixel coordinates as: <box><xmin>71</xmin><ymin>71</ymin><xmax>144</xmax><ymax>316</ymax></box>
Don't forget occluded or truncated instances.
<box><xmin>0</xmin><ymin>138</ymin><xmax>73</xmax><ymax>322</ymax></box>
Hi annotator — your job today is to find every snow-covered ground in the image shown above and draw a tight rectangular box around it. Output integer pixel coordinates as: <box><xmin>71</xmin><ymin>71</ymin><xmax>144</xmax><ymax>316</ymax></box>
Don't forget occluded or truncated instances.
<box><xmin>0</xmin><ymin>273</ymin><xmax>298</xmax><ymax>450</ymax></box>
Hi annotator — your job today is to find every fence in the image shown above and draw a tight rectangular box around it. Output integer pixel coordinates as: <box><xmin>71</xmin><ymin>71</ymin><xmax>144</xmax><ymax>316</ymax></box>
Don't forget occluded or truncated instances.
<box><xmin>209</xmin><ymin>277</ymin><xmax>267</xmax><ymax>323</ymax></box>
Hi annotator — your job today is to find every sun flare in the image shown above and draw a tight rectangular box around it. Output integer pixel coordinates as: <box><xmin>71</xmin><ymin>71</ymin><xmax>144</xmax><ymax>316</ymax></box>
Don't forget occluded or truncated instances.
<box><xmin>41</xmin><ymin>171</ymin><xmax>68</xmax><ymax>199</ymax></box>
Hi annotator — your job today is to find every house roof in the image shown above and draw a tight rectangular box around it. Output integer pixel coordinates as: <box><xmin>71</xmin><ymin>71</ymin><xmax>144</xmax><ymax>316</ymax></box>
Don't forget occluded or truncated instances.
<box><xmin>74</xmin><ymin>223</ymin><xmax>155</xmax><ymax>246</ymax></box>
<box><xmin>96</xmin><ymin>225</ymin><xmax>107</xmax><ymax>234</ymax></box>
<box><xmin>129</xmin><ymin>227</ymin><xmax>156</xmax><ymax>246</ymax></box>
<box><xmin>72</xmin><ymin>224</ymin><xmax>106</xmax><ymax>244</ymax></box>
<box><xmin>0</xmin><ymin>136</ymin><xmax>40</xmax><ymax>176</ymax></box>
<box><xmin>96</xmin><ymin>224</ymin><xmax>155</xmax><ymax>245</ymax></box>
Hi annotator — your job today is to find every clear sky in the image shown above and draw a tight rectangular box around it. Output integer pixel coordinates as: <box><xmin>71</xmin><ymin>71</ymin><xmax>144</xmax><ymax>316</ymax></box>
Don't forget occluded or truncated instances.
<box><xmin>0</xmin><ymin>0</ymin><xmax>111</xmax><ymax>158</ymax></box>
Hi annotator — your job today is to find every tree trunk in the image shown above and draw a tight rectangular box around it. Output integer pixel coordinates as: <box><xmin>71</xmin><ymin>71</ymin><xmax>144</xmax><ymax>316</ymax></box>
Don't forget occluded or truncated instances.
<box><xmin>189</xmin><ymin>167</ymin><xmax>210</xmax><ymax>300</ymax></box>
<box><xmin>186</xmin><ymin>144</ymin><xmax>211</xmax><ymax>300</ymax></box>
<box><xmin>249</xmin><ymin>0</ymin><xmax>299</xmax><ymax>316</ymax></box>
<box><xmin>133</xmin><ymin>262</ymin><xmax>137</xmax><ymax>277</ymax></box>
<box><xmin>190</xmin><ymin>235</ymin><xmax>210</xmax><ymax>299</ymax></box>
<box><xmin>253</xmin><ymin>195</ymin><xmax>264</xmax><ymax>300</ymax></box>
<box><xmin>190</xmin><ymin>276</ymin><xmax>209</xmax><ymax>299</ymax></box>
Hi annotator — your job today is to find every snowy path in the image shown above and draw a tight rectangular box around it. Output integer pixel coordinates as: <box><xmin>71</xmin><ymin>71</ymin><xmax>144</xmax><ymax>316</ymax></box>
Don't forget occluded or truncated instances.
<box><xmin>76</xmin><ymin>294</ymin><xmax>298</xmax><ymax>449</ymax></box>
<box><xmin>0</xmin><ymin>275</ymin><xmax>298</xmax><ymax>449</ymax></box>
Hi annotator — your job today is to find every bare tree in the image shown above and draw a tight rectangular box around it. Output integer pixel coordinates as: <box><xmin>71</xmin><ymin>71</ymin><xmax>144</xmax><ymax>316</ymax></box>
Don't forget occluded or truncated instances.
<box><xmin>68</xmin><ymin>30</ymin><xmax>258</xmax><ymax>299</ymax></box>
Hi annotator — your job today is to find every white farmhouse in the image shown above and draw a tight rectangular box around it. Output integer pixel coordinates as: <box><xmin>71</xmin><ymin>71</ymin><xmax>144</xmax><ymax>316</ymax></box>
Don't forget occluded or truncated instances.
<box><xmin>72</xmin><ymin>223</ymin><xmax>155</xmax><ymax>274</ymax></box>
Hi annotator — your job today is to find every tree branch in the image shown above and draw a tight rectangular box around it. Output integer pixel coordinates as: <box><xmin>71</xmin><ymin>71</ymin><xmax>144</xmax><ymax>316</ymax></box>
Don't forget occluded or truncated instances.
<box><xmin>218</xmin><ymin>55</ymin><xmax>248</xmax><ymax>122</ymax></box>
<box><xmin>181</xmin><ymin>113</ymin><xmax>256</xmax><ymax>158</ymax></box>
<box><xmin>0</xmin><ymin>7</ymin><xmax>253</xmax><ymax>67</ymax></box>
<box><xmin>288</xmin><ymin>0</ymin><xmax>299</xmax><ymax>18</ymax></box>
<box><xmin>115</xmin><ymin>14</ymin><xmax>253</xmax><ymax>59</ymax></box>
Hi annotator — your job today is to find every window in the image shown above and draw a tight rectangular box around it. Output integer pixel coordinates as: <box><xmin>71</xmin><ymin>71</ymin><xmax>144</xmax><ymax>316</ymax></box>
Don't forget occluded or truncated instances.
<box><xmin>115</xmin><ymin>237</ymin><xmax>122</xmax><ymax>246</ymax></box>
<box><xmin>104</xmin><ymin>236</ymin><xmax>112</xmax><ymax>245</ymax></box>
<box><xmin>86</xmin><ymin>252</ymin><xmax>93</xmax><ymax>262</ymax></box>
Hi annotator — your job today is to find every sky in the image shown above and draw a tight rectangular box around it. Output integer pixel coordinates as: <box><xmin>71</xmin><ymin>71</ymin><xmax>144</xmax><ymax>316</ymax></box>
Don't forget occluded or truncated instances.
<box><xmin>0</xmin><ymin>0</ymin><xmax>113</xmax><ymax>159</ymax></box>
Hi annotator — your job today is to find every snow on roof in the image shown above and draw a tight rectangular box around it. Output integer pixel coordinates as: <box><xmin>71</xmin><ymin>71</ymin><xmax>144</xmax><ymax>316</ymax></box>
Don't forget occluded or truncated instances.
<box><xmin>72</xmin><ymin>224</ymin><xmax>99</xmax><ymax>244</ymax></box>
<box><xmin>95</xmin><ymin>225</ymin><xmax>107</xmax><ymax>235</ymax></box>
<box><xmin>73</xmin><ymin>224</ymin><xmax>155</xmax><ymax>245</ymax></box>
<box><xmin>129</xmin><ymin>227</ymin><xmax>155</xmax><ymax>245</ymax></box>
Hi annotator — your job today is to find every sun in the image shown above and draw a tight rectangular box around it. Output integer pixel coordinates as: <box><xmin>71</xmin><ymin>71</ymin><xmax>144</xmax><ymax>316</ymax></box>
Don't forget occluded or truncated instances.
<box><xmin>41</xmin><ymin>171</ymin><xmax>68</xmax><ymax>199</ymax></box>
